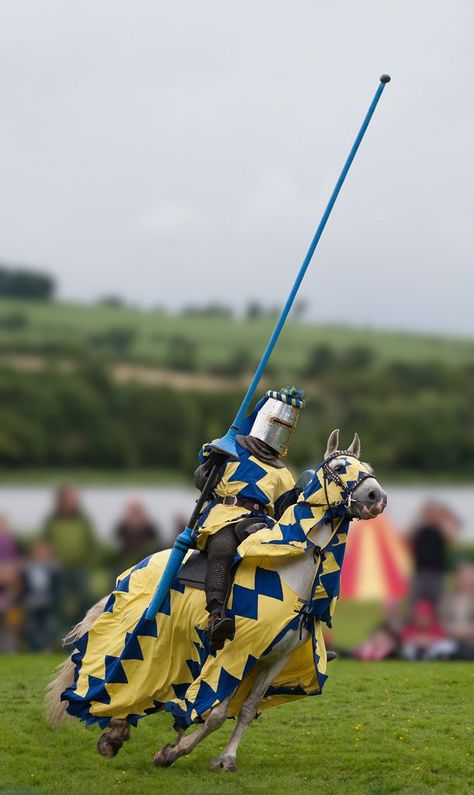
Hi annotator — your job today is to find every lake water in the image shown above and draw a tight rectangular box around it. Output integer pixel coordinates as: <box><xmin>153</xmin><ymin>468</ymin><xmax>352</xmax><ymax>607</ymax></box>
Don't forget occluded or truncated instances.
<box><xmin>1</xmin><ymin>484</ymin><xmax>473</xmax><ymax>542</ymax></box>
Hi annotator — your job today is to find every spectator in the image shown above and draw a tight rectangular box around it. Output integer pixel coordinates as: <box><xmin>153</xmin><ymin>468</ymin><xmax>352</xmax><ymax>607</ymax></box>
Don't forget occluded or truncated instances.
<box><xmin>22</xmin><ymin>540</ymin><xmax>59</xmax><ymax>652</ymax></box>
<box><xmin>114</xmin><ymin>499</ymin><xmax>162</xmax><ymax>573</ymax></box>
<box><xmin>352</xmin><ymin>624</ymin><xmax>399</xmax><ymax>661</ymax></box>
<box><xmin>348</xmin><ymin>603</ymin><xmax>402</xmax><ymax>661</ymax></box>
<box><xmin>42</xmin><ymin>485</ymin><xmax>97</xmax><ymax>630</ymax></box>
<box><xmin>407</xmin><ymin>501</ymin><xmax>461</xmax><ymax>610</ymax></box>
<box><xmin>441</xmin><ymin>563</ymin><xmax>474</xmax><ymax>660</ymax></box>
<box><xmin>400</xmin><ymin>600</ymin><xmax>455</xmax><ymax>660</ymax></box>
<box><xmin>0</xmin><ymin>514</ymin><xmax>21</xmax><ymax>652</ymax></box>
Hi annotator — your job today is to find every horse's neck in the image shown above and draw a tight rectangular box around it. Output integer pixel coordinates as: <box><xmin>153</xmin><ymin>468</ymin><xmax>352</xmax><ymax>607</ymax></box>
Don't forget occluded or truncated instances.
<box><xmin>275</xmin><ymin>519</ymin><xmax>335</xmax><ymax>601</ymax></box>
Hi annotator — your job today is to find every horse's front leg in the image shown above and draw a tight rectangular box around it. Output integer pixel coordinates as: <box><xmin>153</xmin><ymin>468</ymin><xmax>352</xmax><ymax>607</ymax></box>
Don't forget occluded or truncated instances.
<box><xmin>97</xmin><ymin>718</ymin><xmax>131</xmax><ymax>757</ymax></box>
<box><xmin>210</xmin><ymin>653</ymin><xmax>290</xmax><ymax>773</ymax></box>
<box><xmin>154</xmin><ymin>694</ymin><xmax>233</xmax><ymax>768</ymax></box>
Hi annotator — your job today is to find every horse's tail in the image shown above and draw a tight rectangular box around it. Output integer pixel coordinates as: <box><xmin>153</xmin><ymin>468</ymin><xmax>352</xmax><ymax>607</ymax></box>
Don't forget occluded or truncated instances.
<box><xmin>45</xmin><ymin>596</ymin><xmax>108</xmax><ymax>729</ymax></box>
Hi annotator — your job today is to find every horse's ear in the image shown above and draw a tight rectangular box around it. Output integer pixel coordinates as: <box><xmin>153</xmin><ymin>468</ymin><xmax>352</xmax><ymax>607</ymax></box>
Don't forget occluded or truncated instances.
<box><xmin>325</xmin><ymin>429</ymin><xmax>339</xmax><ymax>458</ymax></box>
<box><xmin>347</xmin><ymin>432</ymin><xmax>361</xmax><ymax>459</ymax></box>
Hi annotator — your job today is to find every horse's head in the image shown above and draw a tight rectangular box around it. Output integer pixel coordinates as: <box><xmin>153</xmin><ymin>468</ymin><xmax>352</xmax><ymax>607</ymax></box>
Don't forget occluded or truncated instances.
<box><xmin>316</xmin><ymin>428</ymin><xmax>387</xmax><ymax>520</ymax></box>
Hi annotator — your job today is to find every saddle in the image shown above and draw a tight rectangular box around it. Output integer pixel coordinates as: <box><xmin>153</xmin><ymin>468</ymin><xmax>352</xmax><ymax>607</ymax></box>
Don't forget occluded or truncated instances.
<box><xmin>177</xmin><ymin>517</ymin><xmax>268</xmax><ymax>592</ymax></box>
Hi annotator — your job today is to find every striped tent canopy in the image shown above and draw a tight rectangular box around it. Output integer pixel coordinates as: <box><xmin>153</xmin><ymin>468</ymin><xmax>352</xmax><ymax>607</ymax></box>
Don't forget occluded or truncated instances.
<box><xmin>340</xmin><ymin>514</ymin><xmax>412</xmax><ymax>601</ymax></box>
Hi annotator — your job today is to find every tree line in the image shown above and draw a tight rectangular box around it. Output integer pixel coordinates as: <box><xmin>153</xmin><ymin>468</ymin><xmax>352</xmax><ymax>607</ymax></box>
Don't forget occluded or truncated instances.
<box><xmin>0</xmin><ymin>355</ymin><xmax>472</xmax><ymax>477</ymax></box>
<box><xmin>0</xmin><ymin>265</ymin><xmax>55</xmax><ymax>300</ymax></box>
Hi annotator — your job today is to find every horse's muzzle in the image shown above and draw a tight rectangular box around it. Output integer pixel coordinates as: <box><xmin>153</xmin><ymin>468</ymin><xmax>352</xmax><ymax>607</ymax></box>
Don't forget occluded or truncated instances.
<box><xmin>351</xmin><ymin>479</ymin><xmax>387</xmax><ymax>519</ymax></box>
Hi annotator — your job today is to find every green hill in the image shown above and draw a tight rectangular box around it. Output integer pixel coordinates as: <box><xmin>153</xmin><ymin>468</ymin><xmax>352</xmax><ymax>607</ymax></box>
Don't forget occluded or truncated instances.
<box><xmin>0</xmin><ymin>298</ymin><xmax>472</xmax><ymax>374</ymax></box>
<box><xmin>0</xmin><ymin>298</ymin><xmax>472</xmax><ymax>478</ymax></box>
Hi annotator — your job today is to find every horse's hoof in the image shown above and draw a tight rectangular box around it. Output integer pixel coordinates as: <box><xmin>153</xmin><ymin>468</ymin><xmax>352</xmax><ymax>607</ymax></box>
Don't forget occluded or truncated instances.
<box><xmin>154</xmin><ymin>745</ymin><xmax>176</xmax><ymax>768</ymax></box>
<box><xmin>97</xmin><ymin>734</ymin><xmax>120</xmax><ymax>758</ymax></box>
<box><xmin>210</xmin><ymin>754</ymin><xmax>237</xmax><ymax>772</ymax></box>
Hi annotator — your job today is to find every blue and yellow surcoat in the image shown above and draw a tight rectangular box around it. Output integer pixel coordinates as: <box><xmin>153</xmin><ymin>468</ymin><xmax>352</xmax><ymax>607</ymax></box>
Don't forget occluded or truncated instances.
<box><xmin>195</xmin><ymin>438</ymin><xmax>295</xmax><ymax>548</ymax></box>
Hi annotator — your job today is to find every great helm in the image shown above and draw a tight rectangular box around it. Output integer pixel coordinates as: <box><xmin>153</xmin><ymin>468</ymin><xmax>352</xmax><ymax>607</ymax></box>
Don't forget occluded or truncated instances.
<box><xmin>250</xmin><ymin>387</ymin><xmax>307</xmax><ymax>457</ymax></box>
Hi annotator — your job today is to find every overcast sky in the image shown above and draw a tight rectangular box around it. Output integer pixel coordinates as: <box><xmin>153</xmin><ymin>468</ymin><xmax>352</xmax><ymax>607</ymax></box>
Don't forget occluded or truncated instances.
<box><xmin>1</xmin><ymin>2</ymin><xmax>473</xmax><ymax>333</ymax></box>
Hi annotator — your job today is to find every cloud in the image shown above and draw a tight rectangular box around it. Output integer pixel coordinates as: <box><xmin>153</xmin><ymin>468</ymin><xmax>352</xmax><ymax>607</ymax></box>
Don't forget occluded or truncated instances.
<box><xmin>133</xmin><ymin>199</ymin><xmax>215</xmax><ymax>239</ymax></box>
<box><xmin>0</xmin><ymin>1</ymin><xmax>473</xmax><ymax>332</ymax></box>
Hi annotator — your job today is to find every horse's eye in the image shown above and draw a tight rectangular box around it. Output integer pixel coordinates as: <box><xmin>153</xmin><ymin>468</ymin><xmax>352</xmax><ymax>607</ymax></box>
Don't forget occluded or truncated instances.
<box><xmin>334</xmin><ymin>464</ymin><xmax>344</xmax><ymax>473</ymax></box>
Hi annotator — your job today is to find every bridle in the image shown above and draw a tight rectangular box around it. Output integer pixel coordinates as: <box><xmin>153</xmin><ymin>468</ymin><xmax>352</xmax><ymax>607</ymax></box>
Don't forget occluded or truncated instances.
<box><xmin>317</xmin><ymin>450</ymin><xmax>376</xmax><ymax>512</ymax></box>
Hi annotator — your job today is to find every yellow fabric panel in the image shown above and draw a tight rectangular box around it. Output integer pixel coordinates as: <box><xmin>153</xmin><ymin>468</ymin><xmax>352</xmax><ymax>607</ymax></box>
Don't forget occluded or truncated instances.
<box><xmin>73</xmin><ymin>549</ymin><xmax>326</xmax><ymax>725</ymax></box>
<box><xmin>196</xmin><ymin>452</ymin><xmax>295</xmax><ymax>546</ymax></box>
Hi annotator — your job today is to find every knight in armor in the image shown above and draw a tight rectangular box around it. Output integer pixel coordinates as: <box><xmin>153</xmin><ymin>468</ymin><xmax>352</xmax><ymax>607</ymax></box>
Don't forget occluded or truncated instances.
<box><xmin>194</xmin><ymin>387</ymin><xmax>306</xmax><ymax>649</ymax></box>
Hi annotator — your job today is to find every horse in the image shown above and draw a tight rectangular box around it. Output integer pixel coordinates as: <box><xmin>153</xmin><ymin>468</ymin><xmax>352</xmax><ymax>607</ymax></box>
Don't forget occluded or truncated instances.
<box><xmin>46</xmin><ymin>429</ymin><xmax>387</xmax><ymax>772</ymax></box>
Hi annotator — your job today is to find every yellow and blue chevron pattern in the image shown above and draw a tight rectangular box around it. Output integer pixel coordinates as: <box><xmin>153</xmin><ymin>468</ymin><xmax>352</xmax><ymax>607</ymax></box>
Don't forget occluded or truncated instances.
<box><xmin>62</xmin><ymin>548</ymin><xmax>325</xmax><ymax>730</ymax></box>
<box><xmin>62</xmin><ymin>454</ymin><xmax>370</xmax><ymax>731</ymax></box>
<box><xmin>196</xmin><ymin>437</ymin><xmax>295</xmax><ymax>547</ymax></box>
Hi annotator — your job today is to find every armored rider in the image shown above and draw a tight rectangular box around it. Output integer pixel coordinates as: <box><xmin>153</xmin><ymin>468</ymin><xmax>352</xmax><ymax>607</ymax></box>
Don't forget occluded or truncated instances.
<box><xmin>194</xmin><ymin>387</ymin><xmax>306</xmax><ymax>649</ymax></box>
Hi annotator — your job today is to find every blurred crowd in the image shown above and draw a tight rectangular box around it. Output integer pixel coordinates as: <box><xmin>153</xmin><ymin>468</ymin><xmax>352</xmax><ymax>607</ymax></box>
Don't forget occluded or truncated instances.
<box><xmin>0</xmin><ymin>486</ymin><xmax>176</xmax><ymax>653</ymax></box>
<box><xmin>349</xmin><ymin>502</ymin><xmax>474</xmax><ymax>662</ymax></box>
<box><xmin>0</xmin><ymin>492</ymin><xmax>473</xmax><ymax>659</ymax></box>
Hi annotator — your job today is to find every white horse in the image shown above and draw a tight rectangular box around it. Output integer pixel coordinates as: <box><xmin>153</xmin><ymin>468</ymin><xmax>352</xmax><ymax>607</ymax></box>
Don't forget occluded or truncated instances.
<box><xmin>46</xmin><ymin>429</ymin><xmax>387</xmax><ymax>772</ymax></box>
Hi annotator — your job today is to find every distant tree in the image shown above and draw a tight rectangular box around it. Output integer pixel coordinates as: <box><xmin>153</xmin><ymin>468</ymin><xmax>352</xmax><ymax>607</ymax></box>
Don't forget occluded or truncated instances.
<box><xmin>209</xmin><ymin>348</ymin><xmax>255</xmax><ymax>377</ymax></box>
<box><xmin>293</xmin><ymin>299</ymin><xmax>309</xmax><ymax>320</ymax></box>
<box><xmin>165</xmin><ymin>336</ymin><xmax>198</xmax><ymax>372</ymax></box>
<box><xmin>304</xmin><ymin>343</ymin><xmax>338</xmax><ymax>377</ymax></box>
<box><xmin>181</xmin><ymin>303</ymin><xmax>234</xmax><ymax>319</ymax></box>
<box><xmin>245</xmin><ymin>301</ymin><xmax>264</xmax><ymax>320</ymax></box>
<box><xmin>96</xmin><ymin>295</ymin><xmax>125</xmax><ymax>308</ymax></box>
<box><xmin>0</xmin><ymin>265</ymin><xmax>55</xmax><ymax>300</ymax></box>
<box><xmin>341</xmin><ymin>345</ymin><xmax>375</xmax><ymax>371</ymax></box>
<box><xmin>0</xmin><ymin>311</ymin><xmax>28</xmax><ymax>330</ymax></box>
<box><xmin>91</xmin><ymin>326</ymin><xmax>136</xmax><ymax>355</ymax></box>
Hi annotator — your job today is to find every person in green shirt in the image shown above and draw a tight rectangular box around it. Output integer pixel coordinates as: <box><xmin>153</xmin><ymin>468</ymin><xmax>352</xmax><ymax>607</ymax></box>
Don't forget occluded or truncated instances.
<box><xmin>43</xmin><ymin>485</ymin><xmax>97</xmax><ymax>631</ymax></box>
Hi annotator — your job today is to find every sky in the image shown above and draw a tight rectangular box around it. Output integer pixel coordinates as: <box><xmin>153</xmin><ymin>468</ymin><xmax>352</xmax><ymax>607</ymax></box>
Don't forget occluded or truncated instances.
<box><xmin>1</xmin><ymin>1</ymin><xmax>473</xmax><ymax>334</ymax></box>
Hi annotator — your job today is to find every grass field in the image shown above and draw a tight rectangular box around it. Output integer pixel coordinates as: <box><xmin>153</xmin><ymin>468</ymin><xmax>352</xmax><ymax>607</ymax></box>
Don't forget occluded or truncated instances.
<box><xmin>1</xmin><ymin>298</ymin><xmax>474</xmax><ymax>373</ymax></box>
<box><xmin>1</xmin><ymin>654</ymin><xmax>472</xmax><ymax>795</ymax></box>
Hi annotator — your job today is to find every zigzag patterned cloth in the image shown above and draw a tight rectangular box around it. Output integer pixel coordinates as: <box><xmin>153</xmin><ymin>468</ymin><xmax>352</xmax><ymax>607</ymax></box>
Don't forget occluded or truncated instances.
<box><xmin>62</xmin><ymin>547</ymin><xmax>329</xmax><ymax>730</ymax></box>
<box><xmin>62</xmin><ymin>457</ymin><xmax>372</xmax><ymax>729</ymax></box>
<box><xmin>196</xmin><ymin>435</ymin><xmax>295</xmax><ymax>547</ymax></box>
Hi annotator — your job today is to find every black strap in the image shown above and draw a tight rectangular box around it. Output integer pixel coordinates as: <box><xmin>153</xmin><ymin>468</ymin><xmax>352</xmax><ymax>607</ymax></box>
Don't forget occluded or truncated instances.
<box><xmin>212</xmin><ymin>494</ymin><xmax>267</xmax><ymax>514</ymax></box>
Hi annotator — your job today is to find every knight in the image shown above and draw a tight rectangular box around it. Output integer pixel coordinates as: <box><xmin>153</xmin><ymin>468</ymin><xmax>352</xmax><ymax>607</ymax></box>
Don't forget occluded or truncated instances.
<box><xmin>194</xmin><ymin>386</ymin><xmax>306</xmax><ymax>649</ymax></box>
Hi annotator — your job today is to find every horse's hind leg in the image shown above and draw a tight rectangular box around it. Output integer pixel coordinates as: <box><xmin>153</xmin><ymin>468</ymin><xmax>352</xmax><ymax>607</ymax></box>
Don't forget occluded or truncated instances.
<box><xmin>211</xmin><ymin>655</ymin><xmax>289</xmax><ymax>772</ymax></box>
<box><xmin>97</xmin><ymin>718</ymin><xmax>131</xmax><ymax>758</ymax></box>
<box><xmin>154</xmin><ymin>695</ymin><xmax>232</xmax><ymax>768</ymax></box>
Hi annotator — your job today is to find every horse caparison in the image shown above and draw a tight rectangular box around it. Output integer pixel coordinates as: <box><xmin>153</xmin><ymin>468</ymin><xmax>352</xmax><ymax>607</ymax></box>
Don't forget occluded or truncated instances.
<box><xmin>46</xmin><ymin>430</ymin><xmax>387</xmax><ymax>772</ymax></box>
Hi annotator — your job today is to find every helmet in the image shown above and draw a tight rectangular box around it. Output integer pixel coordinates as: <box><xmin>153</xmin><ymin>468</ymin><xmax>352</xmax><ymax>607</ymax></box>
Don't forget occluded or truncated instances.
<box><xmin>250</xmin><ymin>387</ymin><xmax>306</xmax><ymax>457</ymax></box>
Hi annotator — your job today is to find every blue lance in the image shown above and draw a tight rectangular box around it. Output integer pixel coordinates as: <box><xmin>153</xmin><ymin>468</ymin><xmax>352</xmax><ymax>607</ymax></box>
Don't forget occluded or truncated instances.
<box><xmin>146</xmin><ymin>73</ymin><xmax>391</xmax><ymax>620</ymax></box>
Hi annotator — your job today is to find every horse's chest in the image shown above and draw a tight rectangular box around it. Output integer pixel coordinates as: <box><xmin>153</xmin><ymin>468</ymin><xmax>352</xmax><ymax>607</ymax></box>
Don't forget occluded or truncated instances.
<box><xmin>277</xmin><ymin>553</ymin><xmax>318</xmax><ymax>601</ymax></box>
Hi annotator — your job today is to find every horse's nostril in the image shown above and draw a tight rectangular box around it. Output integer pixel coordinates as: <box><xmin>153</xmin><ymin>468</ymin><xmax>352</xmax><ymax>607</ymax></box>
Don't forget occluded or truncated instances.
<box><xmin>368</xmin><ymin>490</ymin><xmax>378</xmax><ymax>502</ymax></box>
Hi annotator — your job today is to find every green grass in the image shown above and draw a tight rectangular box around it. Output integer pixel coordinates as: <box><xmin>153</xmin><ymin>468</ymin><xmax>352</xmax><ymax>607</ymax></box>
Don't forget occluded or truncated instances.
<box><xmin>0</xmin><ymin>468</ymin><xmax>187</xmax><ymax>486</ymax></box>
<box><xmin>1</xmin><ymin>654</ymin><xmax>472</xmax><ymax>795</ymax></box>
<box><xmin>1</xmin><ymin>297</ymin><xmax>474</xmax><ymax>373</ymax></box>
